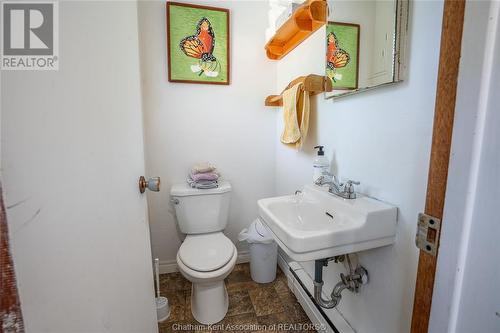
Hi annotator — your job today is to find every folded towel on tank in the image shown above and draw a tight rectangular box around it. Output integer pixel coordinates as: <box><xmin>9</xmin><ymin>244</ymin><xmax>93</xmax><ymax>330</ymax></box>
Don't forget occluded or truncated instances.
<box><xmin>189</xmin><ymin>171</ymin><xmax>219</xmax><ymax>182</ymax></box>
<box><xmin>187</xmin><ymin>162</ymin><xmax>221</xmax><ymax>189</ymax></box>
<box><xmin>187</xmin><ymin>178</ymin><xmax>218</xmax><ymax>189</ymax></box>
<box><xmin>191</xmin><ymin>162</ymin><xmax>217</xmax><ymax>174</ymax></box>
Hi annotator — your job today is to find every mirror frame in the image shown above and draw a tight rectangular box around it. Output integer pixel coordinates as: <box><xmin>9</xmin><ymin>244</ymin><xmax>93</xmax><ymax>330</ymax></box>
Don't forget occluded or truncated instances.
<box><xmin>325</xmin><ymin>0</ymin><xmax>409</xmax><ymax>100</ymax></box>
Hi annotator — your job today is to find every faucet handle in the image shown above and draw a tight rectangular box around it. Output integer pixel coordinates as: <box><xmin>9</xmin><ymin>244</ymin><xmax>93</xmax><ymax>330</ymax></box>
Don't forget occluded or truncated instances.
<box><xmin>321</xmin><ymin>171</ymin><xmax>335</xmax><ymax>183</ymax></box>
<box><xmin>314</xmin><ymin>171</ymin><xmax>332</xmax><ymax>185</ymax></box>
<box><xmin>344</xmin><ymin>180</ymin><xmax>360</xmax><ymax>199</ymax></box>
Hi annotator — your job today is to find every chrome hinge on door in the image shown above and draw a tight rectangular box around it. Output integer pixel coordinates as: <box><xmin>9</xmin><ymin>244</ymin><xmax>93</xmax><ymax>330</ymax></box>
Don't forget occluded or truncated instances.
<box><xmin>415</xmin><ymin>213</ymin><xmax>441</xmax><ymax>256</ymax></box>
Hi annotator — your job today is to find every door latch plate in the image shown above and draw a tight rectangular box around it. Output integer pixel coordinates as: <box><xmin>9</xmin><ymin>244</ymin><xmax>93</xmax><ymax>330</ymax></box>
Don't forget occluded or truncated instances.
<box><xmin>416</xmin><ymin>213</ymin><xmax>441</xmax><ymax>256</ymax></box>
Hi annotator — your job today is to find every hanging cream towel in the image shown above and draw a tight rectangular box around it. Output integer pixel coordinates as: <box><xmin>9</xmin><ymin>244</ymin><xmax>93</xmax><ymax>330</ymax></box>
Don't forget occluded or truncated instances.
<box><xmin>280</xmin><ymin>82</ymin><xmax>310</xmax><ymax>149</ymax></box>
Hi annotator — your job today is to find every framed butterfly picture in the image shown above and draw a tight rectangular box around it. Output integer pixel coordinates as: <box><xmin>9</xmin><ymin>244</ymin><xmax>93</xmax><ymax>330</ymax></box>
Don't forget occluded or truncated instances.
<box><xmin>167</xmin><ymin>2</ymin><xmax>230</xmax><ymax>85</ymax></box>
<box><xmin>326</xmin><ymin>22</ymin><xmax>360</xmax><ymax>90</ymax></box>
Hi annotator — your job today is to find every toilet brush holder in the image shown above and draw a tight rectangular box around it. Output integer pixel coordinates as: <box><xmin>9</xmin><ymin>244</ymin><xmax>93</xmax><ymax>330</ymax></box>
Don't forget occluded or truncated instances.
<box><xmin>156</xmin><ymin>296</ymin><xmax>170</xmax><ymax>322</ymax></box>
<box><xmin>154</xmin><ymin>258</ymin><xmax>170</xmax><ymax>322</ymax></box>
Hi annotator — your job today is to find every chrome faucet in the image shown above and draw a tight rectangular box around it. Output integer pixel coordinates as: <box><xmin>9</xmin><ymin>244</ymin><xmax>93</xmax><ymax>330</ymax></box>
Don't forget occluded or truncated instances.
<box><xmin>314</xmin><ymin>171</ymin><xmax>360</xmax><ymax>199</ymax></box>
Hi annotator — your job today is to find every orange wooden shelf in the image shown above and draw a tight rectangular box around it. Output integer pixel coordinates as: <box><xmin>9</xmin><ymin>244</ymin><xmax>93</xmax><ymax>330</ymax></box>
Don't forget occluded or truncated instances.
<box><xmin>265</xmin><ymin>0</ymin><xmax>328</xmax><ymax>60</ymax></box>
<box><xmin>265</xmin><ymin>74</ymin><xmax>332</xmax><ymax>107</ymax></box>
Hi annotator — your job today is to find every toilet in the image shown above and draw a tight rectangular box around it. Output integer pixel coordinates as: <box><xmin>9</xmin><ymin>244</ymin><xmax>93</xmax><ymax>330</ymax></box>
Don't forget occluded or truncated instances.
<box><xmin>170</xmin><ymin>181</ymin><xmax>236</xmax><ymax>324</ymax></box>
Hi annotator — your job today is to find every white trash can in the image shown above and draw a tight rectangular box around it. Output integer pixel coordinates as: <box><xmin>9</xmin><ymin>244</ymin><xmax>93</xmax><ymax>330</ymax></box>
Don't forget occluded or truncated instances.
<box><xmin>238</xmin><ymin>219</ymin><xmax>278</xmax><ymax>283</ymax></box>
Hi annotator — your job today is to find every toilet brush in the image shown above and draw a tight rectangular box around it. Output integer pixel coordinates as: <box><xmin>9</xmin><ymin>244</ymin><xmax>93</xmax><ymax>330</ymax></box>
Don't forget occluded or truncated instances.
<box><xmin>155</xmin><ymin>258</ymin><xmax>170</xmax><ymax>322</ymax></box>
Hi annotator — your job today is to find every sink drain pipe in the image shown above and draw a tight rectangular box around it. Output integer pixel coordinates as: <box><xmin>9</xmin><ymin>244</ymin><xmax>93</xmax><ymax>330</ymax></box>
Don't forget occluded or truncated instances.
<box><xmin>313</xmin><ymin>257</ymin><xmax>369</xmax><ymax>309</ymax></box>
<box><xmin>313</xmin><ymin>259</ymin><xmax>347</xmax><ymax>309</ymax></box>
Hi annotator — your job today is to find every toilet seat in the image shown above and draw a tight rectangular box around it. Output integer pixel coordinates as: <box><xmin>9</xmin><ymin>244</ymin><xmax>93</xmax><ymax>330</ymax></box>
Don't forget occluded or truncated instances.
<box><xmin>177</xmin><ymin>238</ymin><xmax>237</xmax><ymax>285</ymax></box>
<box><xmin>178</xmin><ymin>233</ymin><xmax>235</xmax><ymax>272</ymax></box>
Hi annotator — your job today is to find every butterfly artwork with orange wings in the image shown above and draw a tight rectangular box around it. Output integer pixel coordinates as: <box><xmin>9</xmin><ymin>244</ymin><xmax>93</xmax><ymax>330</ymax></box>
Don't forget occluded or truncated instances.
<box><xmin>179</xmin><ymin>17</ymin><xmax>220</xmax><ymax>78</ymax></box>
<box><xmin>324</xmin><ymin>22</ymin><xmax>359</xmax><ymax>90</ymax></box>
<box><xmin>326</xmin><ymin>31</ymin><xmax>350</xmax><ymax>83</ymax></box>
<box><xmin>167</xmin><ymin>2</ymin><xmax>229</xmax><ymax>84</ymax></box>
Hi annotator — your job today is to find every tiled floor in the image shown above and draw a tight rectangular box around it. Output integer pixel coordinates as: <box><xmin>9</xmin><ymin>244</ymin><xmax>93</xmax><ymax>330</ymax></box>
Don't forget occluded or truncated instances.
<box><xmin>158</xmin><ymin>263</ymin><xmax>316</xmax><ymax>332</ymax></box>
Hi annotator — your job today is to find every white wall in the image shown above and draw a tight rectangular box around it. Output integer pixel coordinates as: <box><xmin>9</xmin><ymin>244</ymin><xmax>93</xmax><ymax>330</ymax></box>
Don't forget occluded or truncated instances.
<box><xmin>1</xmin><ymin>2</ymin><xmax>157</xmax><ymax>332</ymax></box>
<box><xmin>137</xmin><ymin>0</ymin><xmax>277</xmax><ymax>267</ymax></box>
<box><xmin>273</xmin><ymin>1</ymin><xmax>443</xmax><ymax>332</ymax></box>
<box><xmin>429</xmin><ymin>1</ymin><xmax>500</xmax><ymax>332</ymax></box>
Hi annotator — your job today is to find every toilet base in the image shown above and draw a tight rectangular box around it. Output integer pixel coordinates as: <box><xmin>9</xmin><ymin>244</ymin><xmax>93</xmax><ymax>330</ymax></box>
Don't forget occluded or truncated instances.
<box><xmin>191</xmin><ymin>280</ymin><xmax>228</xmax><ymax>325</ymax></box>
<box><xmin>176</xmin><ymin>238</ymin><xmax>237</xmax><ymax>325</ymax></box>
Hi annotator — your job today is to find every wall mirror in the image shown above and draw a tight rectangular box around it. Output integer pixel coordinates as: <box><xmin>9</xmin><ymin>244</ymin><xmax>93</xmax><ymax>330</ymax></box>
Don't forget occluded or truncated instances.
<box><xmin>325</xmin><ymin>0</ymin><xmax>409</xmax><ymax>99</ymax></box>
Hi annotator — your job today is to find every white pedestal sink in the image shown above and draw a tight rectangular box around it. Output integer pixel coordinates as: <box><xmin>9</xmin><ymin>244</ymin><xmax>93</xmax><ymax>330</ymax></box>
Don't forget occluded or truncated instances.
<box><xmin>258</xmin><ymin>185</ymin><xmax>397</xmax><ymax>261</ymax></box>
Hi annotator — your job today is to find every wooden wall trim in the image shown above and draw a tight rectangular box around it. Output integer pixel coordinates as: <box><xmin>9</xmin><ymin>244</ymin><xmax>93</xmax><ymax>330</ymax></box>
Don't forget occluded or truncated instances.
<box><xmin>0</xmin><ymin>184</ymin><xmax>25</xmax><ymax>332</ymax></box>
<box><xmin>410</xmin><ymin>0</ymin><xmax>466</xmax><ymax>332</ymax></box>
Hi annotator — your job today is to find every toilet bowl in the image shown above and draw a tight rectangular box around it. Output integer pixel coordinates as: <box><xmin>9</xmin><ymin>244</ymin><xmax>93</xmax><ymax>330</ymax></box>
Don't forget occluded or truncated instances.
<box><xmin>176</xmin><ymin>232</ymin><xmax>237</xmax><ymax>324</ymax></box>
<box><xmin>170</xmin><ymin>181</ymin><xmax>235</xmax><ymax>324</ymax></box>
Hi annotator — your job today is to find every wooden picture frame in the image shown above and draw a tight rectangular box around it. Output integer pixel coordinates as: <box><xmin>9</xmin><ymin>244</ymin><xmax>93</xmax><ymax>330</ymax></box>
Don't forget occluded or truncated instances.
<box><xmin>325</xmin><ymin>21</ymin><xmax>360</xmax><ymax>90</ymax></box>
<box><xmin>166</xmin><ymin>2</ymin><xmax>230</xmax><ymax>85</ymax></box>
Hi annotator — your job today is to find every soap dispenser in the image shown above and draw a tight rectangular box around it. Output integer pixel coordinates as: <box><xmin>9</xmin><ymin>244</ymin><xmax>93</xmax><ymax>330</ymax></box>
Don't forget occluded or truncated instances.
<box><xmin>313</xmin><ymin>145</ymin><xmax>330</xmax><ymax>183</ymax></box>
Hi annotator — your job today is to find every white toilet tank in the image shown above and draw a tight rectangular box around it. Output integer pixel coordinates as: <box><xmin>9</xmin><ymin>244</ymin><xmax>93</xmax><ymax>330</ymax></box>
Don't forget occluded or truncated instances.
<box><xmin>170</xmin><ymin>181</ymin><xmax>231</xmax><ymax>234</ymax></box>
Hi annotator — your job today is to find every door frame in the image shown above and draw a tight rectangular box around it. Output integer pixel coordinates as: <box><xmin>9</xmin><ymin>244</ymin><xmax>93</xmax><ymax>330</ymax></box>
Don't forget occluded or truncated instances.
<box><xmin>410</xmin><ymin>0</ymin><xmax>466</xmax><ymax>332</ymax></box>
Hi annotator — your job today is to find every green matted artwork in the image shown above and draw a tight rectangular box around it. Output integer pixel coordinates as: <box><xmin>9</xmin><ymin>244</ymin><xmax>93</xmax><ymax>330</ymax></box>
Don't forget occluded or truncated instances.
<box><xmin>167</xmin><ymin>2</ymin><xmax>230</xmax><ymax>85</ymax></box>
<box><xmin>326</xmin><ymin>22</ymin><xmax>360</xmax><ymax>90</ymax></box>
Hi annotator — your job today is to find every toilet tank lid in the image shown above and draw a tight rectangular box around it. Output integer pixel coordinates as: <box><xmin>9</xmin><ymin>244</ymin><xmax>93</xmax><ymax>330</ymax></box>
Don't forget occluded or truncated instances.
<box><xmin>170</xmin><ymin>180</ymin><xmax>231</xmax><ymax>197</ymax></box>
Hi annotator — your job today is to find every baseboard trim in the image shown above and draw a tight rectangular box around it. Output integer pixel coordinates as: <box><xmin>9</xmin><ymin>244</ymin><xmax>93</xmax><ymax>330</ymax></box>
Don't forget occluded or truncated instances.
<box><xmin>158</xmin><ymin>259</ymin><xmax>178</xmax><ymax>274</ymax></box>
<box><xmin>236</xmin><ymin>251</ymin><xmax>251</xmax><ymax>264</ymax></box>
<box><xmin>159</xmin><ymin>251</ymin><xmax>251</xmax><ymax>274</ymax></box>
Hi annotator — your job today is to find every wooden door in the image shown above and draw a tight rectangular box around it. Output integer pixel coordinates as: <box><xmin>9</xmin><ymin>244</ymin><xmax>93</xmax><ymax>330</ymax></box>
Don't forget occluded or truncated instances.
<box><xmin>410</xmin><ymin>0</ymin><xmax>466</xmax><ymax>332</ymax></box>
<box><xmin>1</xmin><ymin>2</ymin><xmax>157</xmax><ymax>332</ymax></box>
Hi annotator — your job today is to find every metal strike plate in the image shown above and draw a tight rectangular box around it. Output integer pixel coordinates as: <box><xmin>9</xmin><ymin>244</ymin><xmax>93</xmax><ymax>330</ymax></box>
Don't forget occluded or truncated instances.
<box><xmin>416</xmin><ymin>213</ymin><xmax>441</xmax><ymax>256</ymax></box>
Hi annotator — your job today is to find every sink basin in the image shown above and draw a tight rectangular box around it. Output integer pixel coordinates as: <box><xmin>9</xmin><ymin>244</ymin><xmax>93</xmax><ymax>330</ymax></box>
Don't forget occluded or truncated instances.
<box><xmin>258</xmin><ymin>185</ymin><xmax>397</xmax><ymax>261</ymax></box>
